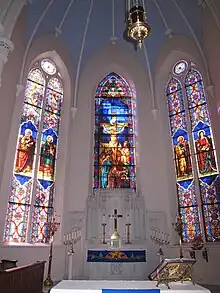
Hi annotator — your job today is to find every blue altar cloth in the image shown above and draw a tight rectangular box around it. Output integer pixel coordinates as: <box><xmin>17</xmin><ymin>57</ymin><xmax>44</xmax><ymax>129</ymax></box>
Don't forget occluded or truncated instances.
<box><xmin>87</xmin><ymin>250</ymin><xmax>146</xmax><ymax>262</ymax></box>
<box><xmin>102</xmin><ymin>290</ymin><xmax>159</xmax><ymax>293</ymax></box>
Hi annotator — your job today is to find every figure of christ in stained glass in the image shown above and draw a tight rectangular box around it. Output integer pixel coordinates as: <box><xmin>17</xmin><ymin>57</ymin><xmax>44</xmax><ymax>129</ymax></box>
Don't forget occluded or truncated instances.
<box><xmin>94</xmin><ymin>73</ymin><xmax>136</xmax><ymax>190</ymax></box>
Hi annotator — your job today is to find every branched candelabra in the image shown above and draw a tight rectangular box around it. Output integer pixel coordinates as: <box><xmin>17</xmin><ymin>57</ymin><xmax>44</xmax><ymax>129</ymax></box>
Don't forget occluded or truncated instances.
<box><xmin>63</xmin><ymin>229</ymin><xmax>82</xmax><ymax>280</ymax></box>
<box><xmin>150</xmin><ymin>228</ymin><xmax>170</xmax><ymax>262</ymax></box>
<box><xmin>63</xmin><ymin>229</ymin><xmax>82</xmax><ymax>254</ymax></box>
<box><xmin>44</xmin><ymin>212</ymin><xmax>60</xmax><ymax>287</ymax></box>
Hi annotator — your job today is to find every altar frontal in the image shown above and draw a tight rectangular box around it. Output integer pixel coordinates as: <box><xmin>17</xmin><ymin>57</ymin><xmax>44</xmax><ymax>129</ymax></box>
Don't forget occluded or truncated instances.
<box><xmin>87</xmin><ymin>250</ymin><xmax>146</xmax><ymax>262</ymax></box>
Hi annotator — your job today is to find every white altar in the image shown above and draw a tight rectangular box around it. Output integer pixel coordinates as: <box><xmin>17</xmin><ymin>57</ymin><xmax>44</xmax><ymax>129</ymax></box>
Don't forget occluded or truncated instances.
<box><xmin>65</xmin><ymin>188</ymin><xmax>169</xmax><ymax>280</ymax></box>
<box><xmin>83</xmin><ymin>188</ymin><xmax>166</xmax><ymax>280</ymax></box>
<box><xmin>51</xmin><ymin>280</ymin><xmax>211</xmax><ymax>293</ymax></box>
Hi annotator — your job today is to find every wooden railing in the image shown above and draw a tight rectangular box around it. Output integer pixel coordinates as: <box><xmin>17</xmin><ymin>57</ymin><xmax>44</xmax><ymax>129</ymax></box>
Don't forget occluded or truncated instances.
<box><xmin>0</xmin><ymin>261</ymin><xmax>46</xmax><ymax>293</ymax></box>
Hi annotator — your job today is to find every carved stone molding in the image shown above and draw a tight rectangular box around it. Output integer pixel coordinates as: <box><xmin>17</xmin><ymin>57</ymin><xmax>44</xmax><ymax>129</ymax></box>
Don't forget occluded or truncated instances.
<box><xmin>70</xmin><ymin>107</ymin><xmax>77</xmax><ymax>120</ymax></box>
<box><xmin>0</xmin><ymin>36</ymin><xmax>14</xmax><ymax>62</ymax></box>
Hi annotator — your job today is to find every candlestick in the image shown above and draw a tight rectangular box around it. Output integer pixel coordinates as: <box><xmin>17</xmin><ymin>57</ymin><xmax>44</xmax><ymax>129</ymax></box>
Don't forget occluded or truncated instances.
<box><xmin>125</xmin><ymin>223</ymin><xmax>131</xmax><ymax>244</ymax></box>
<box><xmin>44</xmin><ymin>212</ymin><xmax>60</xmax><ymax>287</ymax></box>
<box><xmin>150</xmin><ymin>228</ymin><xmax>170</xmax><ymax>263</ymax></box>
<box><xmin>101</xmin><ymin>223</ymin><xmax>107</xmax><ymax>244</ymax></box>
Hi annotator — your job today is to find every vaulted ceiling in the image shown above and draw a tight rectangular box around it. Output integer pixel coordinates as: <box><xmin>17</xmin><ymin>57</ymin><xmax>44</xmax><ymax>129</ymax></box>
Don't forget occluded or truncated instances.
<box><xmin>27</xmin><ymin>0</ymin><xmax>204</xmax><ymax>71</ymax></box>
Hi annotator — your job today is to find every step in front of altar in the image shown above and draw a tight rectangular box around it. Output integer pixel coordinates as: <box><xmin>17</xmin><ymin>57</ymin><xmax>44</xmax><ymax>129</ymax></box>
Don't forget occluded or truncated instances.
<box><xmin>51</xmin><ymin>280</ymin><xmax>211</xmax><ymax>293</ymax></box>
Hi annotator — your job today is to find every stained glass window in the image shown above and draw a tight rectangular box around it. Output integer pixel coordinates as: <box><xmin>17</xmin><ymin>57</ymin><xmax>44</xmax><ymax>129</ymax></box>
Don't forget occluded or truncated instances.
<box><xmin>94</xmin><ymin>73</ymin><xmax>136</xmax><ymax>191</ymax></box>
<box><xmin>167</xmin><ymin>61</ymin><xmax>220</xmax><ymax>243</ymax></box>
<box><xmin>4</xmin><ymin>59</ymin><xmax>63</xmax><ymax>243</ymax></box>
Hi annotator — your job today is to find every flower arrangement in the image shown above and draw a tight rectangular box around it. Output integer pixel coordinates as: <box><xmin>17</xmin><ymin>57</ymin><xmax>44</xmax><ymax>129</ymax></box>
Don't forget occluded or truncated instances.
<box><xmin>191</xmin><ymin>235</ymin><xmax>204</xmax><ymax>251</ymax></box>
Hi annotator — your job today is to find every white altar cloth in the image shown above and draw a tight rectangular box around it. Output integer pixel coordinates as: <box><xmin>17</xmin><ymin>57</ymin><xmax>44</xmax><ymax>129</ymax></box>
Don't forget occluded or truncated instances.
<box><xmin>51</xmin><ymin>280</ymin><xmax>210</xmax><ymax>293</ymax></box>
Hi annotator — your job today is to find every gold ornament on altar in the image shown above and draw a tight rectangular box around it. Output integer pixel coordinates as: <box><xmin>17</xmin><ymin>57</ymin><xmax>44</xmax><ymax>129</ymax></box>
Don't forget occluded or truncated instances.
<box><xmin>127</xmin><ymin>1</ymin><xmax>151</xmax><ymax>49</ymax></box>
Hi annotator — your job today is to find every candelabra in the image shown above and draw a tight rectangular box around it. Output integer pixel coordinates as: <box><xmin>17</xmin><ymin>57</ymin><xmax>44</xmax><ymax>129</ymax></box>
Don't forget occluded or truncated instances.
<box><xmin>44</xmin><ymin>212</ymin><xmax>60</xmax><ymax>287</ymax></box>
<box><xmin>172</xmin><ymin>214</ymin><xmax>183</xmax><ymax>258</ymax></box>
<box><xmin>150</xmin><ymin>228</ymin><xmax>170</xmax><ymax>262</ymax></box>
<box><xmin>63</xmin><ymin>229</ymin><xmax>81</xmax><ymax>280</ymax></box>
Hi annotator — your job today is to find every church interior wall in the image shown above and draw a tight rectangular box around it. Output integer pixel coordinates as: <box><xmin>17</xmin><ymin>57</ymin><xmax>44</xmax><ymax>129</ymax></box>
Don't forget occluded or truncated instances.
<box><xmin>202</xmin><ymin>7</ymin><xmax>220</xmax><ymax>149</ymax></box>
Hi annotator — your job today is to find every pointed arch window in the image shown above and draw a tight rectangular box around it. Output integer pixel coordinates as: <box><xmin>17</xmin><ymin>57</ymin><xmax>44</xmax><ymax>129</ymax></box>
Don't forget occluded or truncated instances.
<box><xmin>4</xmin><ymin>59</ymin><xmax>63</xmax><ymax>243</ymax></box>
<box><xmin>167</xmin><ymin>60</ymin><xmax>220</xmax><ymax>243</ymax></box>
<box><xmin>94</xmin><ymin>73</ymin><xmax>136</xmax><ymax>191</ymax></box>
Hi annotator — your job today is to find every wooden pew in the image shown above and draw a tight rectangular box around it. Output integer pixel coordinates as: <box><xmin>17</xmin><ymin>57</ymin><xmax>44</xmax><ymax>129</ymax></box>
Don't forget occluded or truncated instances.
<box><xmin>0</xmin><ymin>261</ymin><xmax>46</xmax><ymax>293</ymax></box>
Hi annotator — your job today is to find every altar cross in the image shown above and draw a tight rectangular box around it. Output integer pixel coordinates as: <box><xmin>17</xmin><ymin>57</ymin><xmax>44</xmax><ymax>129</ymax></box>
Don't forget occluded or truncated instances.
<box><xmin>109</xmin><ymin>209</ymin><xmax>123</xmax><ymax>231</ymax></box>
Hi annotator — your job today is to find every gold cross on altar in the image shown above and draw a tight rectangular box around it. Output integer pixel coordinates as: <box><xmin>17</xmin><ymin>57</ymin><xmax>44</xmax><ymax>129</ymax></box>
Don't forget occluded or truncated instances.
<box><xmin>109</xmin><ymin>209</ymin><xmax>123</xmax><ymax>231</ymax></box>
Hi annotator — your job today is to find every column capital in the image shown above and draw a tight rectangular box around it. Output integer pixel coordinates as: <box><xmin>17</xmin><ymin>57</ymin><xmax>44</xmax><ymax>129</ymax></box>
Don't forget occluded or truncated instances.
<box><xmin>0</xmin><ymin>35</ymin><xmax>14</xmax><ymax>63</ymax></box>
<box><xmin>16</xmin><ymin>84</ymin><xmax>25</xmax><ymax>97</ymax></box>
<box><xmin>70</xmin><ymin>107</ymin><xmax>77</xmax><ymax>120</ymax></box>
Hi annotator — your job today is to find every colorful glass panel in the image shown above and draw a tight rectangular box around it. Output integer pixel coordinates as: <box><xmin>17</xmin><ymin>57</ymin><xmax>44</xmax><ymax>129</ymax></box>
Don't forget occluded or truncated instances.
<box><xmin>173</xmin><ymin>60</ymin><xmax>188</xmax><ymax>75</ymax></box>
<box><xmin>41</xmin><ymin>59</ymin><xmax>56</xmax><ymax>75</ymax></box>
<box><xmin>94</xmin><ymin>73</ymin><xmax>136</xmax><ymax>190</ymax></box>
<box><xmin>32</xmin><ymin>77</ymin><xmax>63</xmax><ymax>243</ymax></box>
<box><xmin>31</xmin><ymin>205</ymin><xmax>53</xmax><ymax>243</ymax></box>
<box><xmin>96</xmin><ymin>73</ymin><xmax>132</xmax><ymax>97</ymax></box>
<box><xmin>4</xmin><ymin>59</ymin><xmax>63</xmax><ymax>243</ymax></box>
<box><xmin>167</xmin><ymin>75</ymin><xmax>201</xmax><ymax>242</ymax></box>
<box><xmin>185</xmin><ymin>67</ymin><xmax>219</xmax><ymax>242</ymax></box>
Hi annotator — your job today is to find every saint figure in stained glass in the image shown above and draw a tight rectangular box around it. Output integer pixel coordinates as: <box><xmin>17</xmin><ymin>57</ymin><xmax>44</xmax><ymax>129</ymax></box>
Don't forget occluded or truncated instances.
<box><xmin>174</xmin><ymin>135</ymin><xmax>192</xmax><ymax>180</ymax></box>
<box><xmin>15</xmin><ymin>128</ymin><xmax>36</xmax><ymax>174</ymax></box>
<box><xmin>195</xmin><ymin>129</ymin><xmax>216</xmax><ymax>175</ymax></box>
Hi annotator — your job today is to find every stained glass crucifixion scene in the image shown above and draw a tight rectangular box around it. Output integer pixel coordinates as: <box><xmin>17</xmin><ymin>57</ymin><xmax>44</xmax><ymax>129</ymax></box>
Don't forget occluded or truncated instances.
<box><xmin>93</xmin><ymin>73</ymin><xmax>136</xmax><ymax>191</ymax></box>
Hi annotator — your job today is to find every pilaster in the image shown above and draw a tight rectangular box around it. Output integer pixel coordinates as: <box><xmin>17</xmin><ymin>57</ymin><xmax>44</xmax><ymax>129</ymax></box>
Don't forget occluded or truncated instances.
<box><xmin>0</xmin><ymin>27</ymin><xmax>14</xmax><ymax>87</ymax></box>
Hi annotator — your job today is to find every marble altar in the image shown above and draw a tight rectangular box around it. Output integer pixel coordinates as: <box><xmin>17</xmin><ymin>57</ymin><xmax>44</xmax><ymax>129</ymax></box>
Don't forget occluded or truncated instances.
<box><xmin>51</xmin><ymin>280</ymin><xmax>211</xmax><ymax>293</ymax></box>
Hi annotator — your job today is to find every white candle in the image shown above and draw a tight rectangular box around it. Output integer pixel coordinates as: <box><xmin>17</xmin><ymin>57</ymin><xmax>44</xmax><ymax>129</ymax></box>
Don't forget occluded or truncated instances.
<box><xmin>72</xmin><ymin>231</ymin><xmax>74</xmax><ymax>240</ymax></box>
<box><xmin>63</xmin><ymin>234</ymin><xmax>66</xmax><ymax>243</ymax></box>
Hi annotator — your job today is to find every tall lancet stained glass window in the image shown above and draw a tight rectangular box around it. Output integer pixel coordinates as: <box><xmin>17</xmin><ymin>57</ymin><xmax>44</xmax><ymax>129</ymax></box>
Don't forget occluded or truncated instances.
<box><xmin>4</xmin><ymin>59</ymin><xmax>63</xmax><ymax>243</ymax></box>
<box><xmin>94</xmin><ymin>73</ymin><xmax>136</xmax><ymax>190</ymax></box>
<box><xmin>167</xmin><ymin>60</ymin><xmax>219</xmax><ymax>243</ymax></box>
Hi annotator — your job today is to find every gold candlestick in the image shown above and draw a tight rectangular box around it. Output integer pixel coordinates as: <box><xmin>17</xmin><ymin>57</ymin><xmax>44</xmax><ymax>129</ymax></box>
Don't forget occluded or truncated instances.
<box><xmin>44</xmin><ymin>212</ymin><xmax>60</xmax><ymax>287</ymax></box>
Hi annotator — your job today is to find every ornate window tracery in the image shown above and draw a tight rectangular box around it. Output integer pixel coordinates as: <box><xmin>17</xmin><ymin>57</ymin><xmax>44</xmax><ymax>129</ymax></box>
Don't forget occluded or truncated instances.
<box><xmin>94</xmin><ymin>73</ymin><xmax>136</xmax><ymax>191</ymax></box>
<box><xmin>167</xmin><ymin>60</ymin><xmax>219</xmax><ymax>242</ymax></box>
<box><xmin>4</xmin><ymin>59</ymin><xmax>63</xmax><ymax>243</ymax></box>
